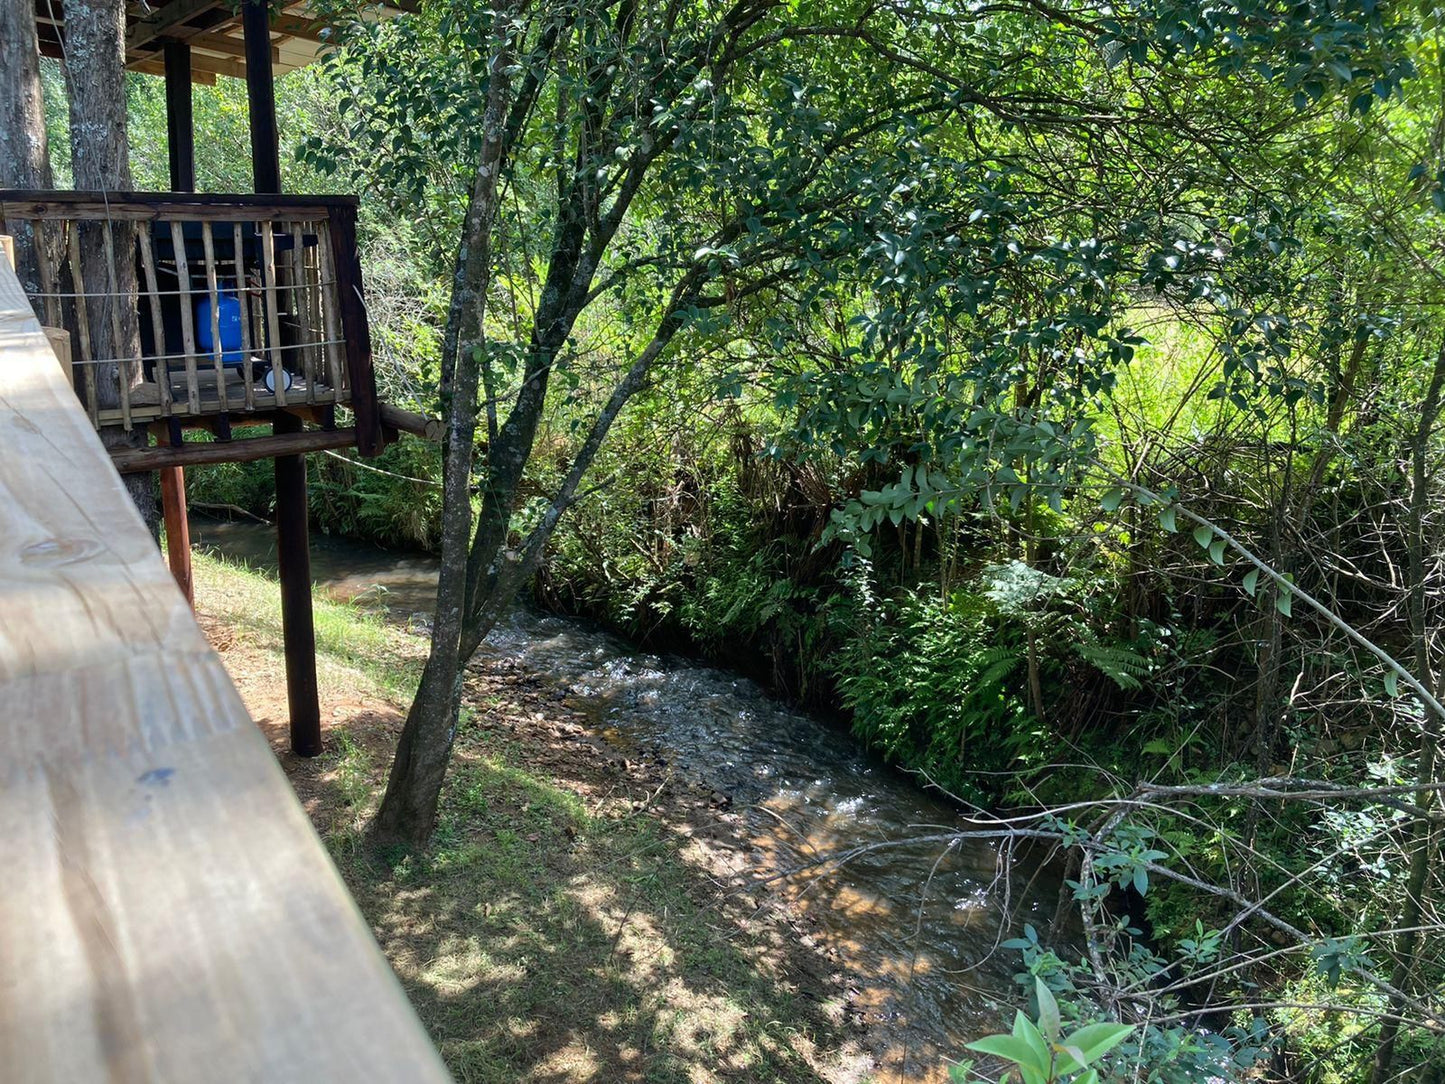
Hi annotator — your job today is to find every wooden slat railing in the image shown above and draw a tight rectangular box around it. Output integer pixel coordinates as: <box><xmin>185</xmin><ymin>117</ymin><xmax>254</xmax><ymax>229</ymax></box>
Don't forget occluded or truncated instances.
<box><xmin>0</xmin><ymin>191</ymin><xmax>382</xmax><ymax>455</ymax></box>
<box><xmin>0</xmin><ymin>244</ymin><xmax>447</xmax><ymax>1081</ymax></box>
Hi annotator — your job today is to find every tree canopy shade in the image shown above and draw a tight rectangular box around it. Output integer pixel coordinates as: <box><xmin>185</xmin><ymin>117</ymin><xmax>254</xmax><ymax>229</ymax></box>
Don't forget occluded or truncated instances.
<box><xmin>296</xmin><ymin>0</ymin><xmax>1429</xmax><ymax>842</ymax></box>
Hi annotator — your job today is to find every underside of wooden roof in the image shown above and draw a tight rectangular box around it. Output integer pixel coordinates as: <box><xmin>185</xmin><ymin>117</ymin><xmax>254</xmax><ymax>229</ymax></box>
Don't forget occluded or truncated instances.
<box><xmin>34</xmin><ymin>0</ymin><xmax>416</xmax><ymax>86</ymax></box>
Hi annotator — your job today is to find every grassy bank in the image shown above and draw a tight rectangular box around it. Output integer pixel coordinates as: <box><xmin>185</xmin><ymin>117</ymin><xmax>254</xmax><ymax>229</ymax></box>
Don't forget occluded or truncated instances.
<box><xmin>193</xmin><ymin>551</ymin><xmax>865</xmax><ymax>1084</ymax></box>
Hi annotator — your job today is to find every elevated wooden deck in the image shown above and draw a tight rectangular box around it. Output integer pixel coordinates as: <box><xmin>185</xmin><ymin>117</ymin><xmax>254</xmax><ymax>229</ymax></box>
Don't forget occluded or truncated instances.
<box><xmin>0</xmin><ymin>190</ymin><xmax>383</xmax><ymax>457</ymax></box>
<box><xmin>0</xmin><ymin>247</ymin><xmax>448</xmax><ymax>1079</ymax></box>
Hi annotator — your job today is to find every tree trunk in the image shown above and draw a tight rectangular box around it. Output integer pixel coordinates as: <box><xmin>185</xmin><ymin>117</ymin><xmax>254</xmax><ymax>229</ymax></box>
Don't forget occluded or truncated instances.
<box><xmin>0</xmin><ymin>0</ymin><xmax>55</xmax><ymax>309</ymax></box>
<box><xmin>62</xmin><ymin>0</ymin><xmax>156</xmax><ymax>529</ymax></box>
<box><xmin>1370</xmin><ymin>340</ymin><xmax>1445</xmax><ymax>1084</ymax></box>
<box><xmin>370</xmin><ymin>22</ymin><xmax>519</xmax><ymax>848</ymax></box>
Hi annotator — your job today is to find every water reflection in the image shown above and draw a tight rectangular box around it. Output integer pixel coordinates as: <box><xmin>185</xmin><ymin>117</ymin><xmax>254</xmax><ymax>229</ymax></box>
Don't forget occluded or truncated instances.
<box><xmin>194</xmin><ymin>516</ymin><xmax>1062</xmax><ymax>1082</ymax></box>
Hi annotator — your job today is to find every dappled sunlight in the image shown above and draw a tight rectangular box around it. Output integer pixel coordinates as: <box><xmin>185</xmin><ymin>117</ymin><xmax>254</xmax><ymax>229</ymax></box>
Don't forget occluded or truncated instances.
<box><xmin>199</xmin><ymin>532</ymin><xmax>1038</xmax><ymax>1083</ymax></box>
<box><xmin>297</xmin><ymin>711</ymin><xmax>857</xmax><ymax>1084</ymax></box>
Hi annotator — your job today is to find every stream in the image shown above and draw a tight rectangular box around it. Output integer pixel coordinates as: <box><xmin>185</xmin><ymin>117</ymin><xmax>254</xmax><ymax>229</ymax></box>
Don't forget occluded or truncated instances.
<box><xmin>193</xmin><ymin>516</ymin><xmax>1065</xmax><ymax>1082</ymax></box>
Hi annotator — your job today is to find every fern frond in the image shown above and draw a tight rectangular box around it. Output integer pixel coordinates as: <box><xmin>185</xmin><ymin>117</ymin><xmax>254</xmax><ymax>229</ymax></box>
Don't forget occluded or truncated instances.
<box><xmin>1076</xmin><ymin>640</ymin><xmax>1150</xmax><ymax>690</ymax></box>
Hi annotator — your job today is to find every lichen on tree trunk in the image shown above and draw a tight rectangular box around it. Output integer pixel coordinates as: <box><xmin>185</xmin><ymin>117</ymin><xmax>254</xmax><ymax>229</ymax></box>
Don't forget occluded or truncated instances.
<box><xmin>61</xmin><ymin>0</ymin><xmax>156</xmax><ymax>529</ymax></box>
<box><xmin>0</xmin><ymin>0</ymin><xmax>55</xmax><ymax>309</ymax></box>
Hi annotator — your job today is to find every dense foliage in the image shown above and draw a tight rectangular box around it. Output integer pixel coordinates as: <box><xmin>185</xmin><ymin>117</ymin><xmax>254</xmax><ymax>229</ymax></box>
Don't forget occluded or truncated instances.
<box><xmin>97</xmin><ymin>0</ymin><xmax>1445</xmax><ymax>1078</ymax></box>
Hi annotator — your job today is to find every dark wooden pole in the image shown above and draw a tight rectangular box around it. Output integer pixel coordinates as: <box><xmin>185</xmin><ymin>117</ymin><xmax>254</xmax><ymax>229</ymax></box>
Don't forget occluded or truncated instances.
<box><xmin>244</xmin><ymin>0</ymin><xmax>322</xmax><ymax>757</ymax></box>
<box><xmin>329</xmin><ymin>204</ymin><xmax>382</xmax><ymax>456</ymax></box>
<box><xmin>163</xmin><ymin>42</ymin><xmax>195</xmax><ymax>192</ymax></box>
<box><xmin>161</xmin><ymin>40</ymin><xmax>195</xmax><ymax>607</ymax></box>
<box><xmin>242</xmin><ymin>0</ymin><xmax>281</xmax><ymax>195</ymax></box>
<box><xmin>273</xmin><ymin>411</ymin><xmax>322</xmax><ymax>757</ymax></box>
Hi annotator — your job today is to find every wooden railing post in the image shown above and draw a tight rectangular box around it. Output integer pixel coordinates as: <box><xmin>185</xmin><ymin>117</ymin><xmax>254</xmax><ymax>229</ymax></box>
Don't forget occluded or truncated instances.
<box><xmin>328</xmin><ymin>203</ymin><xmax>383</xmax><ymax>456</ymax></box>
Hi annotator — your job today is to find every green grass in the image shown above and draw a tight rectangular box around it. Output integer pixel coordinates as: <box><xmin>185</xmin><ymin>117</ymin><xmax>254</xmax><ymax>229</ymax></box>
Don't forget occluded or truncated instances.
<box><xmin>333</xmin><ymin>729</ymin><xmax>846</xmax><ymax>1083</ymax></box>
<box><xmin>194</xmin><ymin>553</ymin><xmax>853</xmax><ymax>1083</ymax></box>
<box><xmin>192</xmin><ymin>548</ymin><xmax>426</xmax><ymax>701</ymax></box>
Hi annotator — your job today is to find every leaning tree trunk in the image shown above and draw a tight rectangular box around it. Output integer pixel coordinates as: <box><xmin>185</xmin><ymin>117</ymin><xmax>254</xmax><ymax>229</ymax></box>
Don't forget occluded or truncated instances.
<box><xmin>0</xmin><ymin>0</ymin><xmax>55</xmax><ymax>310</ymax></box>
<box><xmin>62</xmin><ymin>0</ymin><xmax>156</xmax><ymax>529</ymax></box>
<box><xmin>370</xmin><ymin>24</ymin><xmax>519</xmax><ymax>848</ymax></box>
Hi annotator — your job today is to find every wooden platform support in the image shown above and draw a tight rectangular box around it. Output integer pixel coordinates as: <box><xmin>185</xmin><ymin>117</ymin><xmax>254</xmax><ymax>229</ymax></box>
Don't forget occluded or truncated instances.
<box><xmin>274</xmin><ymin>412</ymin><xmax>322</xmax><ymax>757</ymax></box>
<box><xmin>111</xmin><ymin>425</ymin><xmax>361</xmax><ymax>473</ymax></box>
<box><xmin>160</xmin><ymin>462</ymin><xmax>195</xmax><ymax>605</ymax></box>
<box><xmin>0</xmin><ymin>238</ymin><xmax>450</xmax><ymax>1082</ymax></box>
<box><xmin>246</xmin><ymin>0</ymin><xmax>322</xmax><ymax>758</ymax></box>
<box><xmin>164</xmin><ymin>42</ymin><xmax>195</xmax><ymax>192</ymax></box>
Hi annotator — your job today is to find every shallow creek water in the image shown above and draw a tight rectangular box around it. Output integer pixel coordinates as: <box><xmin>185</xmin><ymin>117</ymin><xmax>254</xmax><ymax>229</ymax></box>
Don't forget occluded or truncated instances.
<box><xmin>194</xmin><ymin>516</ymin><xmax>1064</xmax><ymax>1082</ymax></box>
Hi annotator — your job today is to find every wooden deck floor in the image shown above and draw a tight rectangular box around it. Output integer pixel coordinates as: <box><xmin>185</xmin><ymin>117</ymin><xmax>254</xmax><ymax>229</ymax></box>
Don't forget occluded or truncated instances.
<box><xmin>94</xmin><ymin>367</ymin><xmax>345</xmax><ymax>427</ymax></box>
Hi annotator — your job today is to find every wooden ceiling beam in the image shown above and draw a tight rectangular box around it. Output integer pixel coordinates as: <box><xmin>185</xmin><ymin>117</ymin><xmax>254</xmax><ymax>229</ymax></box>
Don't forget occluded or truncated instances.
<box><xmin>129</xmin><ymin>31</ymin><xmax>278</xmax><ymax>65</ymax></box>
<box><xmin>125</xmin><ymin>0</ymin><xmax>225</xmax><ymax>52</ymax></box>
<box><xmin>130</xmin><ymin>49</ymin><xmax>243</xmax><ymax>79</ymax></box>
<box><xmin>269</xmin><ymin>14</ymin><xmax>339</xmax><ymax>44</ymax></box>
<box><xmin>129</xmin><ymin>56</ymin><xmax>220</xmax><ymax>84</ymax></box>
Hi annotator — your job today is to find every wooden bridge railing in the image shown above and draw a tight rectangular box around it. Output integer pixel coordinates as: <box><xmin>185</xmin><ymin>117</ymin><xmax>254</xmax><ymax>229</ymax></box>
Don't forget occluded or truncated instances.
<box><xmin>0</xmin><ymin>243</ymin><xmax>447</xmax><ymax>1081</ymax></box>
<box><xmin>0</xmin><ymin>190</ymin><xmax>380</xmax><ymax>453</ymax></box>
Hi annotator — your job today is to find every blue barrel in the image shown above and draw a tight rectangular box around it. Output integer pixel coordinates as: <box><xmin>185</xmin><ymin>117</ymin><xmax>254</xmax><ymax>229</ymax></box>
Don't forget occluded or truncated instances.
<box><xmin>196</xmin><ymin>291</ymin><xmax>245</xmax><ymax>366</ymax></box>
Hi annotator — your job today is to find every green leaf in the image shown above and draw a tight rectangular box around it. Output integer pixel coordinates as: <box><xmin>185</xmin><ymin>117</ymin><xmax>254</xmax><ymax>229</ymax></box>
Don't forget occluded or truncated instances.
<box><xmin>964</xmin><ymin>1034</ymin><xmax>1047</xmax><ymax>1080</ymax></box>
<box><xmin>1101</xmin><ymin>487</ymin><xmax>1125</xmax><ymax>513</ymax></box>
<box><xmin>1192</xmin><ymin>524</ymin><xmax>1213</xmax><ymax>549</ymax></box>
<box><xmin>1242</xmin><ymin>569</ymin><xmax>1259</xmax><ymax>597</ymax></box>
<box><xmin>1275</xmin><ymin>587</ymin><xmax>1293</xmax><ymax>618</ymax></box>
<box><xmin>1012</xmin><ymin>1011</ymin><xmax>1052</xmax><ymax>1078</ymax></box>
<box><xmin>1208</xmin><ymin>539</ymin><xmax>1227</xmax><ymax>565</ymax></box>
<box><xmin>1056</xmin><ymin>1045</ymin><xmax>1087</xmax><ymax>1075</ymax></box>
<box><xmin>1061</xmin><ymin>1022</ymin><xmax>1135</xmax><ymax>1065</ymax></box>
<box><xmin>1034</xmin><ymin>978</ymin><xmax>1061</xmax><ymax>1041</ymax></box>
<box><xmin>1158</xmin><ymin>507</ymin><xmax>1177</xmax><ymax>533</ymax></box>
<box><xmin>1384</xmin><ymin>671</ymin><xmax>1399</xmax><ymax>698</ymax></box>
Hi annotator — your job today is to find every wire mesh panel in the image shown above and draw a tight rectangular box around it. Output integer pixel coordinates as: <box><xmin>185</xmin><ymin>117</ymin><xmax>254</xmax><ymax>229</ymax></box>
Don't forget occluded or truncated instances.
<box><xmin>0</xmin><ymin>192</ymin><xmax>368</xmax><ymax>434</ymax></box>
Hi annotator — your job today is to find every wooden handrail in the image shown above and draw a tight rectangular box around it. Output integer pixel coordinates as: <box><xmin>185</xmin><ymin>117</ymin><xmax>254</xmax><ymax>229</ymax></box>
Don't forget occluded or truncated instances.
<box><xmin>0</xmin><ymin>243</ymin><xmax>449</xmax><ymax>1080</ymax></box>
<box><xmin>0</xmin><ymin>189</ymin><xmax>358</xmax><ymax>222</ymax></box>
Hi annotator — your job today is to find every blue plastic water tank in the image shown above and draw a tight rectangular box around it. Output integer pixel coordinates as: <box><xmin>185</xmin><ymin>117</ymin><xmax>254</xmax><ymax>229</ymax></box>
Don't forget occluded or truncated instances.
<box><xmin>196</xmin><ymin>291</ymin><xmax>245</xmax><ymax>366</ymax></box>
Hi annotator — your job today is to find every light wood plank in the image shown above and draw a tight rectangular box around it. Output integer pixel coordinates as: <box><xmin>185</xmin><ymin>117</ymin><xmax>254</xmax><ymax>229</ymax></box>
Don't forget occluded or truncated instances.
<box><xmin>288</xmin><ymin>223</ymin><xmax>317</xmax><ymax>404</ymax></box>
<box><xmin>170</xmin><ymin>221</ymin><xmax>202</xmax><ymax>414</ymax></box>
<box><xmin>232</xmin><ymin>223</ymin><xmax>256</xmax><ymax>412</ymax></box>
<box><xmin>261</xmin><ymin>222</ymin><xmax>288</xmax><ymax>408</ymax></box>
<box><xmin>200</xmin><ymin>222</ymin><xmax>229</xmax><ymax>412</ymax></box>
<box><xmin>65</xmin><ymin>222</ymin><xmax>98</xmax><ymax>425</ymax></box>
<box><xmin>138</xmin><ymin>223</ymin><xmax>173</xmax><ymax>415</ymax></box>
<box><xmin>316</xmin><ymin>220</ymin><xmax>346</xmax><ymax>395</ymax></box>
<box><xmin>0</xmin><ymin>246</ymin><xmax>449</xmax><ymax>1084</ymax></box>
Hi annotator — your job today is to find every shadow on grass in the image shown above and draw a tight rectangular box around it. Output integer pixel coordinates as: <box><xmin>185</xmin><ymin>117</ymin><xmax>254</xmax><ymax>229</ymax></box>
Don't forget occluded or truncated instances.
<box><xmin>298</xmin><ymin>709</ymin><xmax>856</xmax><ymax>1084</ymax></box>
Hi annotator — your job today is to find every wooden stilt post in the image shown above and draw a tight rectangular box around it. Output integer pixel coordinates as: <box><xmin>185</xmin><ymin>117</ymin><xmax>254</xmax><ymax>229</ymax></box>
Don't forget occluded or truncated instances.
<box><xmin>274</xmin><ymin>410</ymin><xmax>322</xmax><ymax>757</ymax></box>
<box><xmin>164</xmin><ymin>42</ymin><xmax>195</xmax><ymax>192</ymax></box>
<box><xmin>160</xmin><ymin>464</ymin><xmax>194</xmax><ymax>605</ymax></box>
<box><xmin>243</xmin><ymin>1</ymin><xmax>282</xmax><ymax>196</ymax></box>
<box><xmin>162</xmin><ymin>40</ymin><xmax>196</xmax><ymax>607</ymax></box>
<box><xmin>245</xmin><ymin>0</ymin><xmax>322</xmax><ymax>757</ymax></box>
